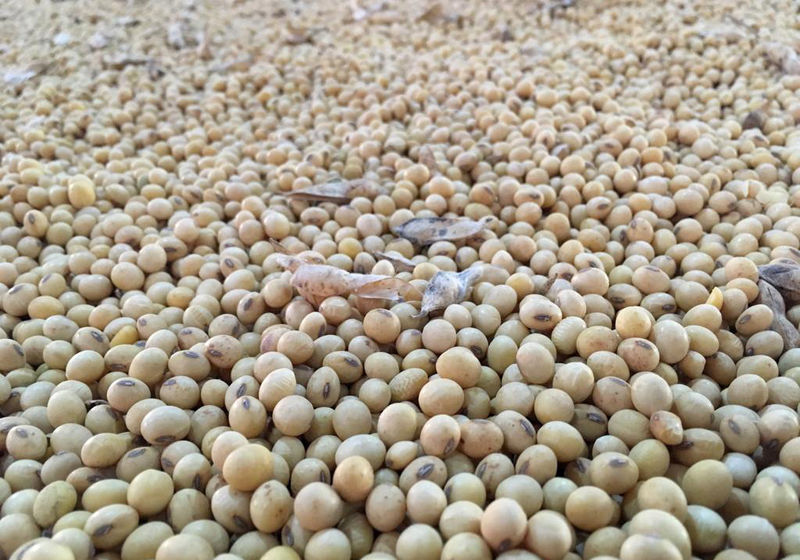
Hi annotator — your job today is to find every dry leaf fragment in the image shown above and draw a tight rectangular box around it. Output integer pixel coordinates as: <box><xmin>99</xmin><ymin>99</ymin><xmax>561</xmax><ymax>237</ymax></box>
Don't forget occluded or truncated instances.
<box><xmin>392</xmin><ymin>216</ymin><xmax>488</xmax><ymax>246</ymax></box>
<box><xmin>415</xmin><ymin>267</ymin><xmax>482</xmax><ymax>317</ymax></box>
<box><xmin>758</xmin><ymin>280</ymin><xmax>800</xmax><ymax>350</ymax></box>
<box><xmin>759</xmin><ymin>261</ymin><xmax>800</xmax><ymax>305</ymax></box>
<box><xmin>372</xmin><ymin>251</ymin><xmax>417</xmax><ymax>272</ymax></box>
<box><xmin>286</xmin><ymin>179</ymin><xmax>385</xmax><ymax>203</ymax></box>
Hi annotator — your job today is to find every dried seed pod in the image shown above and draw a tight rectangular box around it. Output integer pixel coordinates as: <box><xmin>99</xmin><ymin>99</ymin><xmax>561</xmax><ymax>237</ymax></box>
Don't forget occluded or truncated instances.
<box><xmin>279</xmin><ymin>262</ymin><xmax>351</xmax><ymax>306</ymax></box>
<box><xmin>276</xmin><ymin>256</ymin><xmax>421</xmax><ymax>307</ymax></box>
<box><xmin>286</xmin><ymin>179</ymin><xmax>385</xmax><ymax>203</ymax></box>
<box><xmin>416</xmin><ymin>268</ymin><xmax>482</xmax><ymax>317</ymax></box>
<box><xmin>742</xmin><ymin>110</ymin><xmax>766</xmax><ymax>131</ymax></box>
<box><xmin>764</xmin><ymin>41</ymin><xmax>800</xmax><ymax>74</ymax></box>
<box><xmin>347</xmin><ymin>275</ymin><xmax>422</xmax><ymax>303</ymax></box>
<box><xmin>392</xmin><ymin>217</ymin><xmax>488</xmax><ymax>246</ymax></box>
<box><xmin>371</xmin><ymin>251</ymin><xmax>417</xmax><ymax>272</ymax></box>
<box><xmin>758</xmin><ymin>280</ymin><xmax>800</xmax><ymax>350</ymax></box>
<box><xmin>417</xmin><ymin>145</ymin><xmax>439</xmax><ymax>173</ymax></box>
<box><xmin>759</xmin><ymin>261</ymin><xmax>800</xmax><ymax>305</ymax></box>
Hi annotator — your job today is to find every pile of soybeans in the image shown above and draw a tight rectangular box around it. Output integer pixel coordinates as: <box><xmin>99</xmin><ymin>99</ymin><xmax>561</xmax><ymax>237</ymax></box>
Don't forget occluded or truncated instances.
<box><xmin>2</xmin><ymin>0</ymin><xmax>800</xmax><ymax>558</ymax></box>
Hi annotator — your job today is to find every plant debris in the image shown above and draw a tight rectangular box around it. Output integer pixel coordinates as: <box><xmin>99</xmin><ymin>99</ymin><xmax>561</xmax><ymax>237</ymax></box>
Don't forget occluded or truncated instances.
<box><xmin>417</xmin><ymin>145</ymin><xmax>439</xmax><ymax>174</ymax></box>
<box><xmin>286</xmin><ymin>31</ymin><xmax>312</xmax><ymax>45</ymax></box>
<box><xmin>759</xmin><ymin>261</ymin><xmax>800</xmax><ymax>306</ymax></box>
<box><xmin>268</xmin><ymin>239</ymin><xmax>326</xmax><ymax>265</ymax></box>
<box><xmin>275</xmin><ymin>255</ymin><xmax>421</xmax><ymax>307</ymax></box>
<box><xmin>102</xmin><ymin>53</ymin><xmax>152</xmax><ymax>70</ymax></box>
<box><xmin>167</xmin><ymin>22</ymin><xmax>186</xmax><ymax>49</ymax></box>
<box><xmin>196</xmin><ymin>26</ymin><xmax>212</xmax><ymax>59</ymax></box>
<box><xmin>2</xmin><ymin>62</ymin><xmax>48</xmax><ymax>86</ymax></box>
<box><xmin>349</xmin><ymin>276</ymin><xmax>422</xmax><ymax>302</ymax></box>
<box><xmin>415</xmin><ymin>267</ymin><xmax>483</xmax><ymax>317</ymax></box>
<box><xmin>758</xmin><ymin>280</ymin><xmax>800</xmax><ymax>350</ymax></box>
<box><xmin>286</xmin><ymin>179</ymin><xmax>385</xmax><ymax>203</ymax></box>
<box><xmin>764</xmin><ymin>42</ymin><xmax>800</xmax><ymax>74</ymax></box>
<box><xmin>114</xmin><ymin>16</ymin><xmax>140</xmax><ymax>27</ymax></box>
<box><xmin>418</xmin><ymin>2</ymin><xmax>445</xmax><ymax>23</ymax></box>
<box><xmin>495</xmin><ymin>23</ymin><xmax>514</xmax><ymax>42</ymax></box>
<box><xmin>88</xmin><ymin>32</ymin><xmax>109</xmax><ymax>49</ymax></box>
<box><xmin>392</xmin><ymin>216</ymin><xmax>489</xmax><ymax>246</ymax></box>
<box><xmin>210</xmin><ymin>55</ymin><xmax>253</xmax><ymax>73</ymax></box>
<box><xmin>371</xmin><ymin>251</ymin><xmax>418</xmax><ymax>273</ymax></box>
<box><xmin>694</xmin><ymin>22</ymin><xmax>749</xmax><ymax>42</ymax></box>
<box><xmin>52</xmin><ymin>32</ymin><xmax>72</xmax><ymax>46</ymax></box>
<box><xmin>742</xmin><ymin>110</ymin><xmax>766</xmax><ymax>130</ymax></box>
